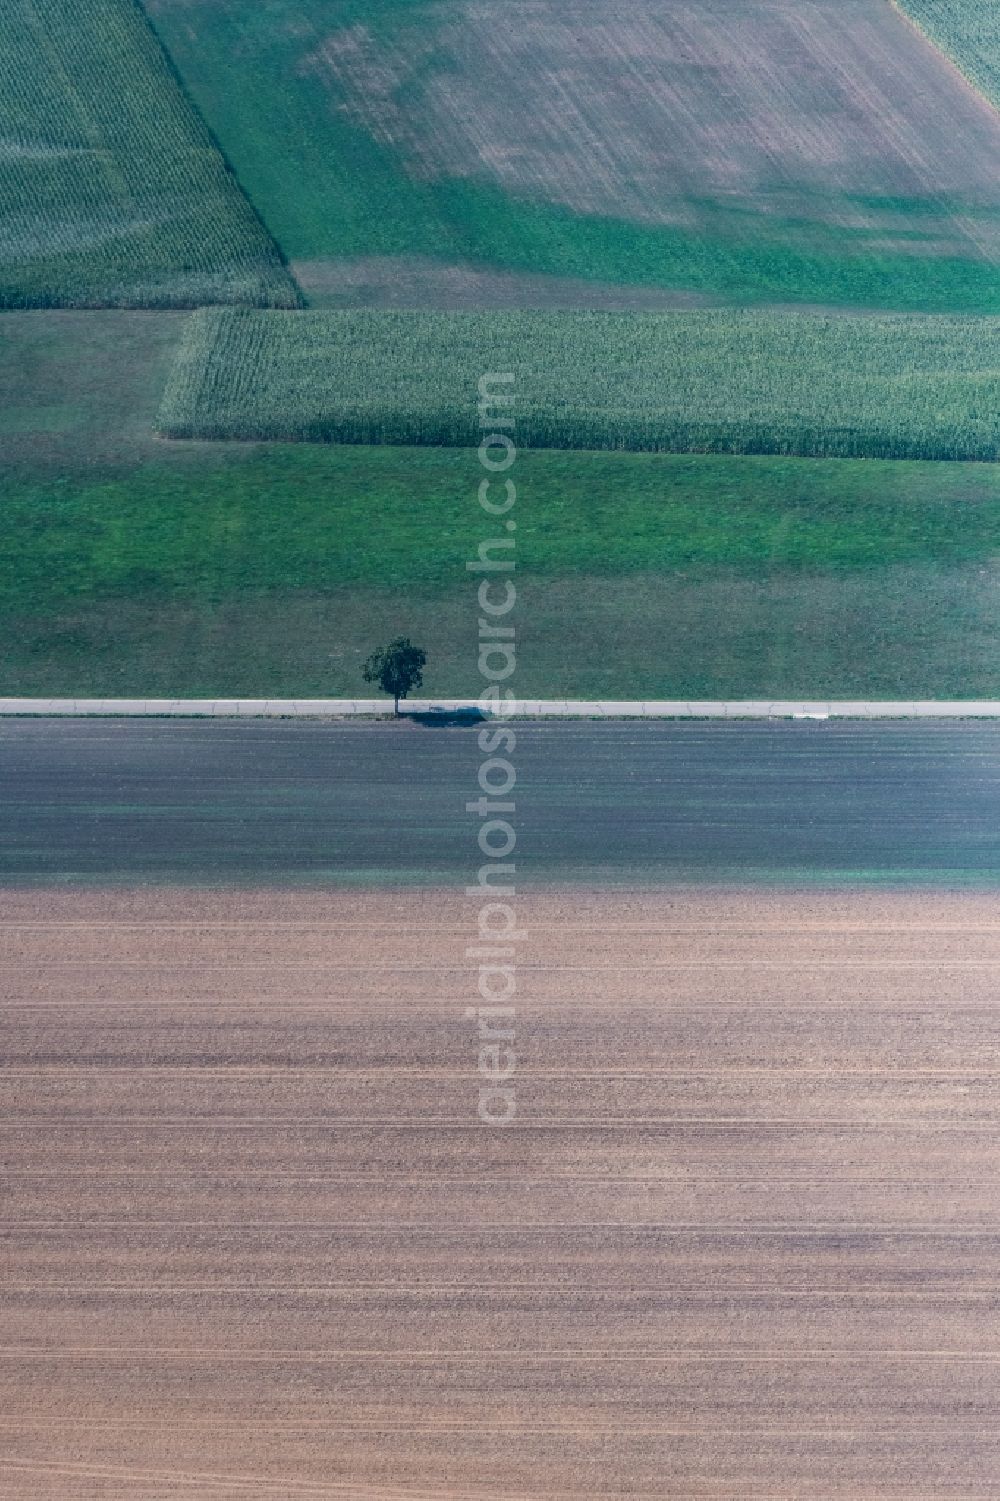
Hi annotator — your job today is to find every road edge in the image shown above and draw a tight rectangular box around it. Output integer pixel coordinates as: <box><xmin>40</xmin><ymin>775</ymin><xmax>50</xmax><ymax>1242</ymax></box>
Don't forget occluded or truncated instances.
<box><xmin>3</xmin><ymin>698</ymin><xmax>1000</xmax><ymax>719</ymax></box>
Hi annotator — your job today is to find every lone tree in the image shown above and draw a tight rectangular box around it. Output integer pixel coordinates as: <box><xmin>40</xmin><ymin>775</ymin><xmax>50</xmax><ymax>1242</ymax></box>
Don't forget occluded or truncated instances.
<box><xmin>363</xmin><ymin>637</ymin><xmax>427</xmax><ymax>716</ymax></box>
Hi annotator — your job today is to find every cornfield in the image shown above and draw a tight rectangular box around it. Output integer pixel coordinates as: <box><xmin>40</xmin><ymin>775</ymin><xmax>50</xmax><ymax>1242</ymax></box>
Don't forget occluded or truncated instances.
<box><xmin>0</xmin><ymin>0</ymin><xmax>300</xmax><ymax>308</ymax></box>
<box><xmin>895</xmin><ymin>1</ymin><xmax>1000</xmax><ymax>111</ymax></box>
<box><xmin>157</xmin><ymin>308</ymin><xmax>1000</xmax><ymax>462</ymax></box>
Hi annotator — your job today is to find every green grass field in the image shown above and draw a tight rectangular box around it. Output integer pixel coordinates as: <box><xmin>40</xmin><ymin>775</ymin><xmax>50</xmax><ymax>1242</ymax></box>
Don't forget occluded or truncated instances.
<box><xmin>6</xmin><ymin>5</ymin><xmax>1000</xmax><ymax>700</ymax></box>
<box><xmin>157</xmin><ymin>307</ymin><xmax>1000</xmax><ymax>461</ymax></box>
<box><xmin>0</xmin><ymin>0</ymin><xmax>299</xmax><ymax>308</ymax></box>
<box><xmin>8</xmin><ymin>441</ymin><xmax>1000</xmax><ymax>697</ymax></box>
<box><xmin>4</xmin><ymin>311</ymin><xmax>1000</xmax><ymax>698</ymax></box>
<box><xmin>142</xmin><ymin>0</ymin><xmax>1000</xmax><ymax>312</ymax></box>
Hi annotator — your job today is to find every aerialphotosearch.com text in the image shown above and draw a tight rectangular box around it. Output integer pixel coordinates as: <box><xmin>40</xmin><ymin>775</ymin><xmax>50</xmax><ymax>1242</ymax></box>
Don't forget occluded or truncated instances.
<box><xmin>465</xmin><ymin>372</ymin><xmax>522</xmax><ymax>1126</ymax></box>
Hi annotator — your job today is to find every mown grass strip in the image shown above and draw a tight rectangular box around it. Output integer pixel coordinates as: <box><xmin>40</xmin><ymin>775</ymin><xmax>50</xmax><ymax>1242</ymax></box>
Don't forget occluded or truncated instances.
<box><xmin>0</xmin><ymin>0</ymin><xmax>300</xmax><ymax>308</ymax></box>
<box><xmin>6</xmin><ymin>444</ymin><xmax>1000</xmax><ymax>697</ymax></box>
<box><xmin>157</xmin><ymin>308</ymin><xmax>1000</xmax><ymax>461</ymax></box>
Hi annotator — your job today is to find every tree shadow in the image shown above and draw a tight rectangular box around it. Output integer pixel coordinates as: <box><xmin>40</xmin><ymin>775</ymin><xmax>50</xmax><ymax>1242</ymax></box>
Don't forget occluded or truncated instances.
<box><xmin>405</xmin><ymin>706</ymin><xmax>487</xmax><ymax>728</ymax></box>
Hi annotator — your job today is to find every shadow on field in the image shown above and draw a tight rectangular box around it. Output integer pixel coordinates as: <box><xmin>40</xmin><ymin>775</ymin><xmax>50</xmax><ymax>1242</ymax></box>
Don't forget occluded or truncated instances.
<box><xmin>406</xmin><ymin>706</ymin><xmax>487</xmax><ymax>728</ymax></box>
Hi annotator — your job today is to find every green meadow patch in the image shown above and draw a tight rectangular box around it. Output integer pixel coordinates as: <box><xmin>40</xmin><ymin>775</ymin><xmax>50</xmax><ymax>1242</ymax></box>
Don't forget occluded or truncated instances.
<box><xmin>157</xmin><ymin>308</ymin><xmax>1000</xmax><ymax>461</ymax></box>
<box><xmin>6</xmin><ymin>443</ymin><xmax>1000</xmax><ymax>696</ymax></box>
<box><xmin>6</xmin><ymin>310</ymin><xmax>1000</xmax><ymax>697</ymax></box>
<box><xmin>9</xmin><ymin>445</ymin><xmax>1000</xmax><ymax>600</ymax></box>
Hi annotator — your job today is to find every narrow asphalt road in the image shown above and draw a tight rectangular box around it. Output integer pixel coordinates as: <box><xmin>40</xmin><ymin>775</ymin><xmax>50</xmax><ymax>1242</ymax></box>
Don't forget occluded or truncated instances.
<box><xmin>2</xmin><ymin>718</ymin><xmax>999</xmax><ymax>883</ymax></box>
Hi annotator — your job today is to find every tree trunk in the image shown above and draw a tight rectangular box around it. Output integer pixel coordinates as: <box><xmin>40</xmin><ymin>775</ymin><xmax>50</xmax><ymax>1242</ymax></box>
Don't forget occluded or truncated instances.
<box><xmin>394</xmin><ymin>694</ymin><xmax>400</xmax><ymax>716</ymax></box>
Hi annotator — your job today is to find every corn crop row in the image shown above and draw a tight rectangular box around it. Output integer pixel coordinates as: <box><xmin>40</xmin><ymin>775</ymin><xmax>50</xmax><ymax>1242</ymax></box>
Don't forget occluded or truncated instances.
<box><xmin>157</xmin><ymin>307</ymin><xmax>1000</xmax><ymax>462</ymax></box>
<box><xmin>895</xmin><ymin>1</ymin><xmax>1000</xmax><ymax>113</ymax></box>
<box><xmin>0</xmin><ymin>0</ymin><xmax>300</xmax><ymax>308</ymax></box>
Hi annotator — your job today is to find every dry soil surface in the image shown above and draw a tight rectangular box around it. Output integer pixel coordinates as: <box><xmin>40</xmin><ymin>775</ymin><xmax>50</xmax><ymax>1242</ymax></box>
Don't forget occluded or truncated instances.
<box><xmin>2</xmin><ymin>884</ymin><xmax>999</xmax><ymax>1497</ymax></box>
<box><xmin>305</xmin><ymin>0</ymin><xmax>1000</xmax><ymax>255</ymax></box>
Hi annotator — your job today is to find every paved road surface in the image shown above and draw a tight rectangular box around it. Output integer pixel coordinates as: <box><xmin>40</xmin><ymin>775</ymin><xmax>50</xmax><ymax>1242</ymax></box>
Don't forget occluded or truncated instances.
<box><xmin>2</xmin><ymin>718</ymin><xmax>1000</xmax><ymax>883</ymax></box>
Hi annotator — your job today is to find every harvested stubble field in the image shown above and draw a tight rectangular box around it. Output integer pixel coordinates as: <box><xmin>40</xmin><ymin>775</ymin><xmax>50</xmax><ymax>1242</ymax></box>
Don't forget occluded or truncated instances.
<box><xmin>3</xmin><ymin>883</ymin><xmax>1000</xmax><ymax>1497</ymax></box>
<box><xmin>0</xmin><ymin>0</ymin><xmax>299</xmax><ymax>309</ymax></box>
<box><xmin>158</xmin><ymin>306</ymin><xmax>1000</xmax><ymax>461</ymax></box>
<box><xmin>144</xmin><ymin>0</ymin><xmax>1000</xmax><ymax>310</ymax></box>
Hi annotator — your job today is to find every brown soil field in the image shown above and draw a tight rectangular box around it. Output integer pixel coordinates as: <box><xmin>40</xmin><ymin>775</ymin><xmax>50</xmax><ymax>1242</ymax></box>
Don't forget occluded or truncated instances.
<box><xmin>307</xmin><ymin>0</ymin><xmax>1000</xmax><ymax>257</ymax></box>
<box><xmin>2</xmin><ymin>885</ymin><xmax>1000</xmax><ymax>1497</ymax></box>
